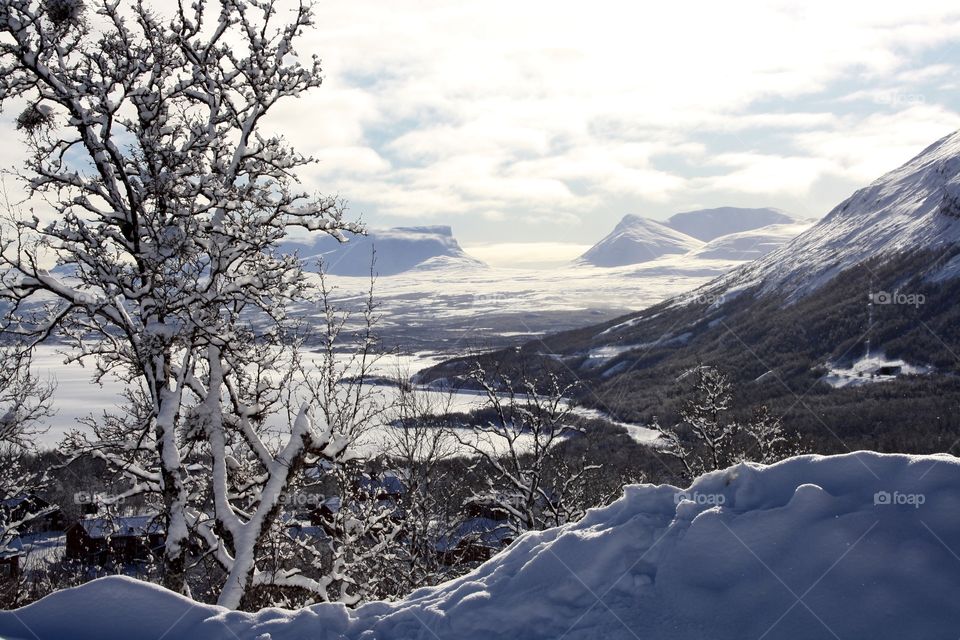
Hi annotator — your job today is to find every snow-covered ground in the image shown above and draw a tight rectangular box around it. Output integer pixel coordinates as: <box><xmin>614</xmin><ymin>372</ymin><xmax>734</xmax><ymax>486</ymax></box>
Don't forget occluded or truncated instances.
<box><xmin>3</xmin><ymin>451</ymin><xmax>958</xmax><ymax>639</ymax></box>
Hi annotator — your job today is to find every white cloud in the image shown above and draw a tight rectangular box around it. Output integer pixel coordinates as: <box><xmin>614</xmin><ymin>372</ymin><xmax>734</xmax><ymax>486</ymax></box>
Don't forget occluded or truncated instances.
<box><xmin>6</xmin><ymin>0</ymin><xmax>960</xmax><ymax>245</ymax></box>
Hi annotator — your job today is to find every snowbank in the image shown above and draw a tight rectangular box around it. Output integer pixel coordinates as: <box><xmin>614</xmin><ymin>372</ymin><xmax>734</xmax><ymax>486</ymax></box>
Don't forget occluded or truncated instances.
<box><xmin>3</xmin><ymin>451</ymin><xmax>960</xmax><ymax>639</ymax></box>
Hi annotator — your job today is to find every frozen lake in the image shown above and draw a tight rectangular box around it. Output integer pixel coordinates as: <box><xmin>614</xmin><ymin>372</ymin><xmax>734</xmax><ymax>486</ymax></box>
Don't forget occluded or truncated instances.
<box><xmin>28</xmin><ymin>346</ymin><xmax>527</xmax><ymax>457</ymax></box>
<box><xmin>28</xmin><ymin>344</ymin><xmax>659</xmax><ymax>458</ymax></box>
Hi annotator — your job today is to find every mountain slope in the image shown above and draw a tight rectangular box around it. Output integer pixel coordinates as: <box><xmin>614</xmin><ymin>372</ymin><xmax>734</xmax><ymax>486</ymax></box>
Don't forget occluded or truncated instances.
<box><xmin>281</xmin><ymin>226</ymin><xmax>484</xmax><ymax>276</ymax></box>
<box><xmin>665</xmin><ymin>206</ymin><xmax>801</xmax><ymax>241</ymax></box>
<box><xmin>577</xmin><ymin>215</ymin><xmax>703</xmax><ymax>267</ymax></box>
<box><xmin>3</xmin><ymin>452</ymin><xmax>959</xmax><ymax>639</ymax></box>
<box><xmin>419</xmin><ymin>129</ymin><xmax>960</xmax><ymax>451</ymax></box>
<box><xmin>707</xmin><ymin>132</ymin><xmax>960</xmax><ymax>301</ymax></box>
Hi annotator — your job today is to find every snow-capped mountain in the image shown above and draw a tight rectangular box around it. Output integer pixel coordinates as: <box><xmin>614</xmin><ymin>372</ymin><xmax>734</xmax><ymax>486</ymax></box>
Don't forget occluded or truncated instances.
<box><xmin>706</xmin><ymin>131</ymin><xmax>960</xmax><ymax>301</ymax></box>
<box><xmin>576</xmin><ymin>209</ymin><xmax>810</xmax><ymax>268</ymax></box>
<box><xmin>664</xmin><ymin>206</ymin><xmax>801</xmax><ymax>242</ymax></box>
<box><xmin>686</xmin><ymin>221</ymin><xmax>813</xmax><ymax>261</ymax></box>
<box><xmin>576</xmin><ymin>215</ymin><xmax>703</xmax><ymax>267</ymax></box>
<box><xmin>279</xmin><ymin>225</ymin><xmax>485</xmax><ymax>276</ymax></box>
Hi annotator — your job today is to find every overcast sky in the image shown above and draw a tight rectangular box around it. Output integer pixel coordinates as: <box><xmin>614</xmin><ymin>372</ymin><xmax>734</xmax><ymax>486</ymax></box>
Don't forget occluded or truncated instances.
<box><xmin>7</xmin><ymin>0</ymin><xmax>960</xmax><ymax>262</ymax></box>
<box><xmin>266</xmin><ymin>1</ymin><xmax>960</xmax><ymax>252</ymax></box>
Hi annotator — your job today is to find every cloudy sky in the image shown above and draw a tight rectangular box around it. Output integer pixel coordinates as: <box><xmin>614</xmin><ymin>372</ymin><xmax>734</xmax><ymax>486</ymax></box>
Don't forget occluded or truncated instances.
<box><xmin>253</xmin><ymin>0</ymin><xmax>960</xmax><ymax>261</ymax></box>
<box><xmin>6</xmin><ymin>1</ymin><xmax>960</xmax><ymax>265</ymax></box>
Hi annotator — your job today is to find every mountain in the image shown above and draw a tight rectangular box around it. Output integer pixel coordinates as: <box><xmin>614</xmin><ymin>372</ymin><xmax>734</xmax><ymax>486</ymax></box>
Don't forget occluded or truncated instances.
<box><xmin>664</xmin><ymin>206</ymin><xmax>801</xmax><ymax>241</ymax></box>
<box><xmin>280</xmin><ymin>226</ymin><xmax>485</xmax><ymax>276</ymax></box>
<box><xmin>707</xmin><ymin>132</ymin><xmax>960</xmax><ymax>300</ymax></box>
<box><xmin>686</xmin><ymin>221</ymin><xmax>813</xmax><ymax>261</ymax></box>
<box><xmin>576</xmin><ymin>215</ymin><xmax>703</xmax><ymax>267</ymax></box>
<box><xmin>4</xmin><ymin>452</ymin><xmax>959</xmax><ymax>639</ymax></box>
<box><xmin>419</xmin><ymin>129</ymin><xmax>960</xmax><ymax>453</ymax></box>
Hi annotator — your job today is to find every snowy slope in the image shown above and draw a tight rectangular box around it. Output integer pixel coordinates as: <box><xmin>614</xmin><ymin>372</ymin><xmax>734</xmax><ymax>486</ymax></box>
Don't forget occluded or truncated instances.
<box><xmin>687</xmin><ymin>221</ymin><xmax>813</xmax><ymax>261</ymax></box>
<box><xmin>4</xmin><ymin>451</ymin><xmax>960</xmax><ymax>639</ymax></box>
<box><xmin>280</xmin><ymin>225</ymin><xmax>485</xmax><ymax>276</ymax></box>
<box><xmin>706</xmin><ymin>130</ymin><xmax>960</xmax><ymax>301</ymax></box>
<box><xmin>665</xmin><ymin>206</ymin><xmax>801</xmax><ymax>241</ymax></box>
<box><xmin>577</xmin><ymin>215</ymin><xmax>703</xmax><ymax>267</ymax></box>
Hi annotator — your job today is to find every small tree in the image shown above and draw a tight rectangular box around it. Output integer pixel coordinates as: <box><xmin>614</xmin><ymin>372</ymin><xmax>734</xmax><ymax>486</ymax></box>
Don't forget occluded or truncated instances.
<box><xmin>655</xmin><ymin>365</ymin><xmax>800</xmax><ymax>480</ymax></box>
<box><xmin>0</xmin><ymin>347</ymin><xmax>54</xmax><ymax>553</ymax></box>
<box><xmin>380</xmin><ymin>380</ymin><xmax>461</xmax><ymax>595</ymax></box>
<box><xmin>741</xmin><ymin>405</ymin><xmax>791</xmax><ymax>464</ymax></box>
<box><xmin>454</xmin><ymin>364</ymin><xmax>597</xmax><ymax>536</ymax></box>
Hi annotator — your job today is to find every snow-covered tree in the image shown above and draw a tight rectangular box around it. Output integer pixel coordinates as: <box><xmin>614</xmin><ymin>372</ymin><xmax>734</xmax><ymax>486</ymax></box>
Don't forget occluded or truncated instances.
<box><xmin>454</xmin><ymin>364</ymin><xmax>597</xmax><ymax>535</ymax></box>
<box><xmin>380</xmin><ymin>382</ymin><xmax>460</xmax><ymax>594</ymax></box>
<box><xmin>0</xmin><ymin>0</ymin><xmax>366</xmax><ymax>607</ymax></box>
<box><xmin>654</xmin><ymin>365</ymin><xmax>737</xmax><ymax>478</ymax></box>
<box><xmin>654</xmin><ymin>366</ymin><xmax>798</xmax><ymax>479</ymax></box>
<box><xmin>741</xmin><ymin>405</ymin><xmax>789</xmax><ymax>463</ymax></box>
<box><xmin>0</xmin><ymin>347</ymin><xmax>54</xmax><ymax>553</ymax></box>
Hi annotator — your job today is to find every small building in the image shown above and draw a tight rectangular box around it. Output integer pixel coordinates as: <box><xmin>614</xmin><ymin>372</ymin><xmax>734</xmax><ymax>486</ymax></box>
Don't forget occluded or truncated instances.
<box><xmin>65</xmin><ymin>515</ymin><xmax>165</xmax><ymax>564</ymax></box>
<box><xmin>0</xmin><ymin>551</ymin><xmax>22</xmax><ymax>579</ymax></box>
<box><xmin>0</xmin><ymin>495</ymin><xmax>65</xmax><ymax>533</ymax></box>
<box><xmin>436</xmin><ymin>517</ymin><xmax>514</xmax><ymax>565</ymax></box>
<box><xmin>354</xmin><ymin>471</ymin><xmax>406</xmax><ymax>501</ymax></box>
<box><xmin>437</xmin><ymin>495</ymin><xmax>520</xmax><ymax>565</ymax></box>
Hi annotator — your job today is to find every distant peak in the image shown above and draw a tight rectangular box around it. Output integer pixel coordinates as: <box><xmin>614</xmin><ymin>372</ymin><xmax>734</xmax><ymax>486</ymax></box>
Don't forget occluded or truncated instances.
<box><xmin>392</xmin><ymin>225</ymin><xmax>454</xmax><ymax>237</ymax></box>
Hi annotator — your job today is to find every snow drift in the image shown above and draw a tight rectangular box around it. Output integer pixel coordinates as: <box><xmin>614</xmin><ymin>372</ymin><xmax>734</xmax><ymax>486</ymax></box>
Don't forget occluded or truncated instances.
<box><xmin>3</xmin><ymin>451</ymin><xmax>959</xmax><ymax>639</ymax></box>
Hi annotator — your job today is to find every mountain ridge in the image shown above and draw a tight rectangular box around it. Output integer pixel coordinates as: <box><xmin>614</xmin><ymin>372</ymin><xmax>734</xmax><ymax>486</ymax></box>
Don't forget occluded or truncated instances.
<box><xmin>280</xmin><ymin>225</ymin><xmax>485</xmax><ymax>276</ymax></box>
<box><xmin>664</xmin><ymin>206</ymin><xmax>801</xmax><ymax>241</ymax></box>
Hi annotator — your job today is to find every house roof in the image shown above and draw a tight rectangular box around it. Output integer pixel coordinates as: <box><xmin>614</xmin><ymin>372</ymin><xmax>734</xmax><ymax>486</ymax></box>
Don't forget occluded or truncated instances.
<box><xmin>436</xmin><ymin>517</ymin><xmax>514</xmax><ymax>553</ymax></box>
<box><xmin>75</xmin><ymin>515</ymin><xmax>164</xmax><ymax>539</ymax></box>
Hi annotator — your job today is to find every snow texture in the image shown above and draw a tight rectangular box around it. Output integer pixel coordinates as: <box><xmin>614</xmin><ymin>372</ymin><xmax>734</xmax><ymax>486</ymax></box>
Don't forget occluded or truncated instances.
<box><xmin>3</xmin><ymin>451</ymin><xmax>959</xmax><ymax>639</ymax></box>
<box><xmin>688</xmin><ymin>222</ymin><xmax>813</xmax><ymax>261</ymax></box>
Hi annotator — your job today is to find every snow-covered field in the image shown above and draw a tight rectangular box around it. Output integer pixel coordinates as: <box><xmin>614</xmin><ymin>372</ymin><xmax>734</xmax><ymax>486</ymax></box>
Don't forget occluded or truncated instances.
<box><xmin>302</xmin><ymin>255</ymin><xmax>745</xmax><ymax>350</ymax></box>
<box><xmin>3</xmin><ymin>451</ymin><xmax>958</xmax><ymax>639</ymax></box>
